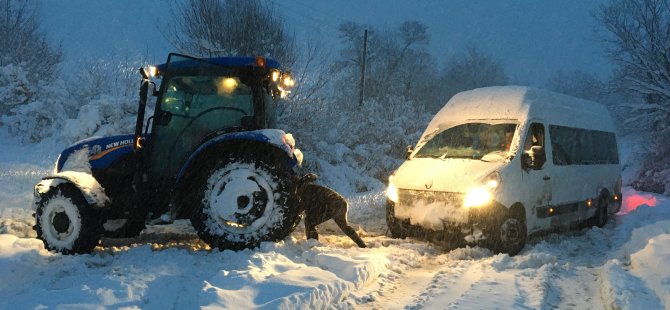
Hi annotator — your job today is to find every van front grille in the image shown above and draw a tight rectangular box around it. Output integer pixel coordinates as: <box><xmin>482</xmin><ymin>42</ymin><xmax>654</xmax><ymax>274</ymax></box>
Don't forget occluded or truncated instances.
<box><xmin>397</xmin><ymin>189</ymin><xmax>464</xmax><ymax>207</ymax></box>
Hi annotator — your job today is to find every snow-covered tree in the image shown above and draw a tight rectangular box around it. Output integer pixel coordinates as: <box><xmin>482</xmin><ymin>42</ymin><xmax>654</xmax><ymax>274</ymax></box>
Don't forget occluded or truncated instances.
<box><xmin>437</xmin><ymin>47</ymin><xmax>508</xmax><ymax>109</ymax></box>
<box><xmin>0</xmin><ymin>0</ymin><xmax>66</xmax><ymax>142</ymax></box>
<box><xmin>332</xmin><ymin>21</ymin><xmax>440</xmax><ymax>108</ymax></box>
<box><xmin>0</xmin><ymin>0</ymin><xmax>62</xmax><ymax>82</ymax></box>
<box><xmin>547</xmin><ymin>69</ymin><xmax>605</xmax><ymax>101</ymax></box>
<box><xmin>165</xmin><ymin>0</ymin><xmax>296</xmax><ymax>66</ymax></box>
<box><xmin>597</xmin><ymin>0</ymin><xmax>670</xmax><ymax>194</ymax></box>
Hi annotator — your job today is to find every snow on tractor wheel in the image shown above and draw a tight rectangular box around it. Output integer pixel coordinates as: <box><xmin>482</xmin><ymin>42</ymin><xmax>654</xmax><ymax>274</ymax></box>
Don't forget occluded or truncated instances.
<box><xmin>35</xmin><ymin>184</ymin><xmax>103</xmax><ymax>254</ymax></box>
<box><xmin>189</xmin><ymin>152</ymin><xmax>300</xmax><ymax>251</ymax></box>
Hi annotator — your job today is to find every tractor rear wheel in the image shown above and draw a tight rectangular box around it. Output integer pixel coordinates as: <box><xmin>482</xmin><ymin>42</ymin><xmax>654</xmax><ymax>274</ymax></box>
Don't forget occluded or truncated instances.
<box><xmin>35</xmin><ymin>184</ymin><xmax>103</xmax><ymax>254</ymax></box>
<box><xmin>189</xmin><ymin>152</ymin><xmax>300</xmax><ymax>250</ymax></box>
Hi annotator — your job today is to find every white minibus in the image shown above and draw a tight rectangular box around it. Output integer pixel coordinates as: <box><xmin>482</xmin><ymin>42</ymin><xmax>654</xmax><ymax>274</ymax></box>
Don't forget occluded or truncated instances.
<box><xmin>386</xmin><ymin>86</ymin><xmax>622</xmax><ymax>255</ymax></box>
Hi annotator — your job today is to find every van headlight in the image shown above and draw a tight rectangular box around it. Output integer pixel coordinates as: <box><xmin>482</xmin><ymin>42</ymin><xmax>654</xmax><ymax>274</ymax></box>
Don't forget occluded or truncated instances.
<box><xmin>463</xmin><ymin>172</ymin><xmax>501</xmax><ymax>208</ymax></box>
<box><xmin>386</xmin><ymin>176</ymin><xmax>399</xmax><ymax>203</ymax></box>
<box><xmin>464</xmin><ymin>187</ymin><xmax>493</xmax><ymax>208</ymax></box>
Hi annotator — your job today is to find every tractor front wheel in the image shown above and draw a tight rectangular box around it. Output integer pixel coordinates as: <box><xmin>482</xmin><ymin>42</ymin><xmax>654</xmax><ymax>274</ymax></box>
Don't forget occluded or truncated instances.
<box><xmin>35</xmin><ymin>184</ymin><xmax>103</xmax><ymax>254</ymax></box>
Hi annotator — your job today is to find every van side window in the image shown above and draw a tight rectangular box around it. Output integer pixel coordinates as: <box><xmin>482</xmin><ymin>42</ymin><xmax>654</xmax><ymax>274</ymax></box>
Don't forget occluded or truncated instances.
<box><xmin>549</xmin><ymin>125</ymin><xmax>619</xmax><ymax>165</ymax></box>
<box><xmin>523</xmin><ymin>123</ymin><xmax>546</xmax><ymax>169</ymax></box>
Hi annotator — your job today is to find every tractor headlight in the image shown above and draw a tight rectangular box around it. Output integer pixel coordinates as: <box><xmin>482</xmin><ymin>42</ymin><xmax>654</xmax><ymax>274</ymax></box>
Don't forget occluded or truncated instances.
<box><xmin>148</xmin><ymin>65</ymin><xmax>157</xmax><ymax>77</ymax></box>
<box><xmin>463</xmin><ymin>172</ymin><xmax>501</xmax><ymax>208</ymax></box>
<box><xmin>387</xmin><ymin>176</ymin><xmax>399</xmax><ymax>203</ymax></box>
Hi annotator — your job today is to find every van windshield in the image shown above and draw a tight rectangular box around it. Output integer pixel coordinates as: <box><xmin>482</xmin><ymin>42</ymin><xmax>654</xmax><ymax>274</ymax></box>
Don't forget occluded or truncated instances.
<box><xmin>414</xmin><ymin>123</ymin><xmax>518</xmax><ymax>161</ymax></box>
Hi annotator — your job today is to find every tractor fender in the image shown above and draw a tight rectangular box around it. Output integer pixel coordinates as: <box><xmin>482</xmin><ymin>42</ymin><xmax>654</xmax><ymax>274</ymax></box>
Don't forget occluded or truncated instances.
<box><xmin>175</xmin><ymin>129</ymin><xmax>301</xmax><ymax>185</ymax></box>
<box><xmin>34</xmin><ymin>171</ymin><xmax>110</xmax><ymax>210</ymax></box>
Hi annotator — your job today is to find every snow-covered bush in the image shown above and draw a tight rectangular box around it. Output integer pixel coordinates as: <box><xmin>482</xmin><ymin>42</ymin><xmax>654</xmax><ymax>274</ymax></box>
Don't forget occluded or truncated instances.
<box><xmin>281</xmin><ymin>94</ymin><xmax>431</xmax><ymax>194</ymax></box>
<box><xmin>68</xmin><ymin>57</ymin><xmax>146</xmax><ymax>104</ymax></box>
<box><xmin>1</xmin><ymin>58</ymin><xmax>145</xmax><ymax>144</ymax></box>
<box><xmin>62</xmin><ymin>95</ymin><xmax>138</xmax><ymax>143</ymax></box>
<box><xmin>0</xmin><ymin>64</ymin><xmax>32</xmax><ymax>116</ymax></box>
<box><xmin>0</xmin><ymin>64</ymin><xmax>73</xmax><ymax>142</ymax></box>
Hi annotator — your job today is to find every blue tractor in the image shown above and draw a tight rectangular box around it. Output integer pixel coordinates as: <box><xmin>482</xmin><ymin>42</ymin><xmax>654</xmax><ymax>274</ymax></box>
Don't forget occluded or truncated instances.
<box><xmin>33</xmin><ymin>54</ymin><xmax>304</xmax><ymax>254</ymax></box>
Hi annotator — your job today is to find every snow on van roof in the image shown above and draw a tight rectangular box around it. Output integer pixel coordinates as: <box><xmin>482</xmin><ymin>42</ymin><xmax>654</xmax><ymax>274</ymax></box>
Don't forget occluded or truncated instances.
<box><xmin>422</xmin><ymin>86</ymin><xmax>615</xmax><ymax>138</ymax></box>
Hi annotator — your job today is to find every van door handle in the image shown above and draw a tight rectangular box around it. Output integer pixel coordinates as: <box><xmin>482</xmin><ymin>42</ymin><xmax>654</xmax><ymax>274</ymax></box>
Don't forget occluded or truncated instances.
<box><xmin>543</xmin><ymin>175</ymin><xmax>551</xmax><ymax>181</ymax></box>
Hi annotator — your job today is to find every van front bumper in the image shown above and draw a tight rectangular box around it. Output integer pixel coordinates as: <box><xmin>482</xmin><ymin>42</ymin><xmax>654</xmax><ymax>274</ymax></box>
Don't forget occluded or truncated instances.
<box><xmin>386</xmin><ymin>197</ymin><xmax>508</xmax><ymax>244</ymax></box>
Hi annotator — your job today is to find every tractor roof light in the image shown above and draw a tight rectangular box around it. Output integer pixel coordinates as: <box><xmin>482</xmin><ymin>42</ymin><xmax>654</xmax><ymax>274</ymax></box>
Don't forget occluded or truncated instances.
<box><xmin>271</xmin><ymin>70</ymin><xmax>280</xmax><ymax>82</ymax></box>
<box><xmin>282</xmin><ymin>73</ymin><xmax>295</xmax><ymax>88</ymax></box>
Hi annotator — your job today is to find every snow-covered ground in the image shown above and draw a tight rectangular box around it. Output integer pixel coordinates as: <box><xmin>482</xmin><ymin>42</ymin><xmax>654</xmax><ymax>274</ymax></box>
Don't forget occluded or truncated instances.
<box><xmin>0</xmin><ymin>132</ymin><xmax>668</xmax><ymax>309</ymax></box>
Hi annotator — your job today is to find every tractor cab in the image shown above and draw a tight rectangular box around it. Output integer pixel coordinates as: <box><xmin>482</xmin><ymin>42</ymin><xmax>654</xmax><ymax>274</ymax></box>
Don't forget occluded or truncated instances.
<box><xmin>138</xmin><ymin>54</ymin><xmax>294</xmax><ymax>179</ymax></box>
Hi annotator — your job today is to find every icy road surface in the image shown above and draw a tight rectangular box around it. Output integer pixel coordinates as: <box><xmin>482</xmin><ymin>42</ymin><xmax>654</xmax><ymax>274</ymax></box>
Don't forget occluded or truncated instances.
<box><xmin>1</xmin><ymin>185</ymin><xmax>668</xmax><ymax>309</ymax></box>
<box><xmin>0</xmin><ymin>135</ymin><xmax>667</xmax><ymax>309</ymax></box>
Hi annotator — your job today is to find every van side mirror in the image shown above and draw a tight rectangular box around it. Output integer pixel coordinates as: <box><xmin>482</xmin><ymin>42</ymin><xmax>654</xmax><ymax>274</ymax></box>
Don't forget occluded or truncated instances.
<box><xmin>522</xmin><ymin>146</ymin><xmax>546</xmax><ymax>170</ymax></box>
<box><xmin>406</xmin><ymin>145</ymin><xmax>414</xmax><ymax>159</ymax></box>
<box><xmin>531</xmin><ymin>146</ymin><xmax>546</xmax><ymax>168</ymax></box>
<box><xmin>521</xmin><ymin>152</ymin><xmax>532</xmax><ymax>170</ymax></box>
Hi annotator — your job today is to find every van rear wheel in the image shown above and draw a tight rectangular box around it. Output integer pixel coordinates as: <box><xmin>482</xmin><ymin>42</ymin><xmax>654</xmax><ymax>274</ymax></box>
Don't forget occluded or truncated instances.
<box><xmin>589</xmin><ymin>197</ymin><xmax>609</xmax><ymax>228</ymax></box>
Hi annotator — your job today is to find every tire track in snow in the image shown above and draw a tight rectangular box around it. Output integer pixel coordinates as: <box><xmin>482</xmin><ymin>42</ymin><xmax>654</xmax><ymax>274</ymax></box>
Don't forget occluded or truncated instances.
<box><xmin>549</xmin><ymin>266</ymin><xmax>602</xmax><ymax>309</ymax></box>
<box><xmin>406</xmin><ymin>260</ymin><xmax>484</xmax><ymax>309</ymax></box>
<box><xmin>345</xmin><ymin>238</ymin><xmax>445</xmax><ymax>310</ymax></box>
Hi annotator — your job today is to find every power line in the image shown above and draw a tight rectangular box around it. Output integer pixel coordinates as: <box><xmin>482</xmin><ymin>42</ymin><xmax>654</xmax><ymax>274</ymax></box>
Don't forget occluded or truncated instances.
<box><xmin>287</xmin><ymin>1</ymin><xmax>350</xmax><ymax>25</ymax></box>
<box><xmin>269</xmin><ymin>0</ymin><xmax>341</xmax><ymax>31</ymax></box>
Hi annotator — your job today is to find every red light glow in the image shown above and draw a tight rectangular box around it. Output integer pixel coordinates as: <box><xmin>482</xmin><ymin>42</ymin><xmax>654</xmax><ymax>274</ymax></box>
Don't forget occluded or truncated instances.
<box><xmin>620</xmin><ymin>193</ymin><xmax>658</xmax><ymax>214</ymax></box>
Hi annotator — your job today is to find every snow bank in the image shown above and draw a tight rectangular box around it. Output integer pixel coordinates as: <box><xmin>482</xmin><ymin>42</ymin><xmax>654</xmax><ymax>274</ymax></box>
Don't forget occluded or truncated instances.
<box><xmin>0</xmin><ymin>236</ymin><xmax>389</xmax><ymax>309</ymax></box>
<box><xmin>629</xmin><ymin>234</ymin><xmax>670</xmax><ymax>307</ymax></box>
<box><xmin>600</xmin><ymin>260</ymin><xmax>663</xmax><ymax>310</ymax></box>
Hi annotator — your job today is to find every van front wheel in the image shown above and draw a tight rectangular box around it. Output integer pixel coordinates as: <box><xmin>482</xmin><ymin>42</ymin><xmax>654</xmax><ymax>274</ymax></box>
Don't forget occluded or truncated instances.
<box><xmin>493</xmin><ymin>207</ymin><xmax>527</xmax><ymax>255</ymax></box>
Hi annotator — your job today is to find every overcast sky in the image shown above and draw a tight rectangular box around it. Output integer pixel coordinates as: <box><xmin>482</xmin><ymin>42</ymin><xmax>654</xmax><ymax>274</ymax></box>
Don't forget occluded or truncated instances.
<box><xmin>42</xmin><ymin>0</ymin><xmax>613</xmax><ymax>85</ymax></box>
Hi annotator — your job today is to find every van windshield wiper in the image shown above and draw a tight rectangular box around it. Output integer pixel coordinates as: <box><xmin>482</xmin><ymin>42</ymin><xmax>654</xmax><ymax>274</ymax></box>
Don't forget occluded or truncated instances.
<box><xmin>414</xmin><ymin>154</ymin><xmax>442</xmax><ymax>159</ymax></box>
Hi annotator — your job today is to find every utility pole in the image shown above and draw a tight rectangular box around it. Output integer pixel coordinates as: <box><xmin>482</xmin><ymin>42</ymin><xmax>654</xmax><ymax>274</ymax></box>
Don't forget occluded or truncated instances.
<box><xmin>359</xmin><ymin>29</ymin><xmax>368</xmax><ymax>106</ymax></box>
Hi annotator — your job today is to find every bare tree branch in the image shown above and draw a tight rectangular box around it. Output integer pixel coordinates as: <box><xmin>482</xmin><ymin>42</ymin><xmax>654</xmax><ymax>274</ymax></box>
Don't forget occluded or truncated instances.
<box><xmin>164</xmin><ymin>0</ymin><xmax>296</xmax><ymax>67</ymax></box>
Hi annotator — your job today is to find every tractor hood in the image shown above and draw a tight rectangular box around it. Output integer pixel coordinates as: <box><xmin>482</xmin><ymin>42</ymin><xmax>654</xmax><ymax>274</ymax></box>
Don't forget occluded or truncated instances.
<box><xmin>56</xmin><ymin>134</ymin><xmax>147</xmax><ymax>172</ymax></box>
<box><xmin>392</xmin><ymin>157</ymin><xmax>503</xmax><ymax>193</ymax></box>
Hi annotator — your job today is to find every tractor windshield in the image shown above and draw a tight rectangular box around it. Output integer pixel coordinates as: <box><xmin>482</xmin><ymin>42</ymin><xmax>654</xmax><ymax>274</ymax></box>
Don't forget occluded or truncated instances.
<box><xmin>160</xmin><ymin>75</ymin><xmax>254</xmax><ymax>128</ymax></box>
<box><xmin>149</xmin><ymin>54</ymin><xmax>274</xmax><ymax>178</ymax></box>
